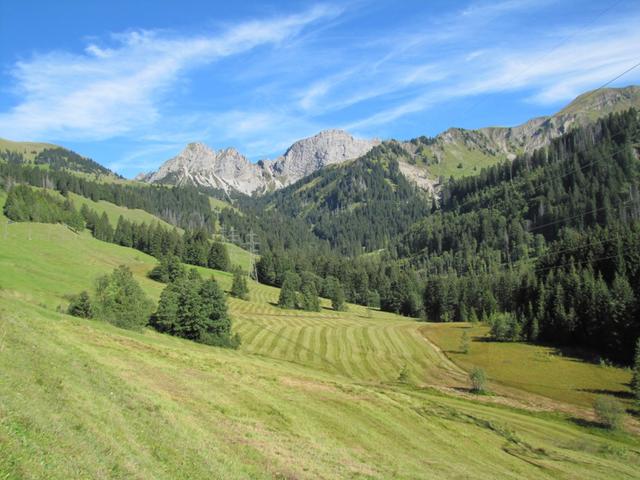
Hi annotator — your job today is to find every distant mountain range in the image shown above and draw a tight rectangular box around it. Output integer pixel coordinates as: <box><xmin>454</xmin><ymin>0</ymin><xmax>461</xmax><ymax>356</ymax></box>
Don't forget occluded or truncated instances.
<box><xmin>2</xmin><ymin>86</ymin><xmax>639</xmax><ymax>196</ymax></box>
<box><xmin>136</xmin><ymin>86</ymin><xmax>640</xmax><ymax>195</ymax></box>
<box><xmin>136</xmin><ymin>129</ymin><xmax>380</xmax><ymax>195</ymax></box>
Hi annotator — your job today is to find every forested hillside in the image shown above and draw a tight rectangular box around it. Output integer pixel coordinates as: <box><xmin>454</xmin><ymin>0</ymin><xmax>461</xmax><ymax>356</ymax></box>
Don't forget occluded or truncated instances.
<box><xmin>400</xmin><ymin>109</ymin><xmax>640</xmax><ymax>362</ymax></box>
<box><xmin>260</xmin><ymin>142</ymin><xmax>431</xmax><ymax>255</ymax></box>
<box><xmin>0</xmin><ymin>141</ymin><xmax>116</xmax><ymax>177</ymax></box>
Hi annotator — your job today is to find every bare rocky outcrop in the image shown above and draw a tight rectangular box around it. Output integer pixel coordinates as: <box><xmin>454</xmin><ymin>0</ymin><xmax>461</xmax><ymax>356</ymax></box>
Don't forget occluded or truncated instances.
<box><xmin>141</xmin><ymin>130</ymin><xmax>379</xmax><ymax>195</ymax></box>
<box><xmin>143</xmin><ymin>142</ymin><xmax>274</xmax><ymax>195</ymax></box>
<box><xmin>265</xmin><ymin>129</ymin><xmax>380</xmax><ymax>184</ymax></box>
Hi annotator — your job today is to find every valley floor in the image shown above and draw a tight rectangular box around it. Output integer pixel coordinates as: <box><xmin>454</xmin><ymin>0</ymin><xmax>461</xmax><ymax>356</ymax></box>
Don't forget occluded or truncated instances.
<box><xmin>1</xmin><ymin>214</ymin><xmax>639</xmax><ymax>479</ymax></box>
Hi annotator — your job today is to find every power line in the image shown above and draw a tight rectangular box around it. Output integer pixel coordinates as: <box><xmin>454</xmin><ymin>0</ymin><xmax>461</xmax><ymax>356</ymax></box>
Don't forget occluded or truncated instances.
<box><xmin>533</xmin><ymin>242</ymin><xmax>636</xmax><ymax>276</ymax></box>
<box><xmin>245</xmin><ymin>230</ymin><xmax>260</xmax><ymax>281</ymax></box>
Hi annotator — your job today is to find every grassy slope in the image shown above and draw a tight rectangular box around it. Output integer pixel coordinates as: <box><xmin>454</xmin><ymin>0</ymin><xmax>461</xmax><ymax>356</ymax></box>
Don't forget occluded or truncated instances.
<box><xmin>428</xmin><ymin>143</ymin><xmax>504</xmax><ymax>180</ymax></box>
<box><xmin>421</xmin><ymin>323</ymin><xmax>633</xmax><ymax>409</ymax></box>
<box><xmin>1</xmin><ymin>194</ymin><xmax>639</xmax><ymax>478</ymax></box>
<box><xmin>0</xmin><ymin>138</ymin><xmax>57</xmax><ymax>162</ymax></box>
<box><xmin>68</xmin><ymin>192</ymin><xmax>254</xmax><ymax>271</ymax></box>
<box><xmin>68</xmin><ymin>192</ymin><xmax>177</xmax><ymax>230</ymax></box>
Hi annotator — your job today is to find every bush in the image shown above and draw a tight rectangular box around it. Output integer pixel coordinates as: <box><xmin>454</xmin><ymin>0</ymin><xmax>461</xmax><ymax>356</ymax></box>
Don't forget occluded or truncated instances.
<box><xmin>67</xmin><ymin>291</ymin><xmax>93</xmax><ymax>318</ymax></box>
<box><xmin>489</xmin><ymin>312</ymin><xmax>521</xmax><ymax>342</ymax></box>
<box><xmin>469</xmin><ymin>367</ymin><xmax>488</xmax><ymax>393</ymax></box>
<box><xmin>594</xmin><ymin>396</ymin><xmax>625</xmax><ymax>430</ymax></box>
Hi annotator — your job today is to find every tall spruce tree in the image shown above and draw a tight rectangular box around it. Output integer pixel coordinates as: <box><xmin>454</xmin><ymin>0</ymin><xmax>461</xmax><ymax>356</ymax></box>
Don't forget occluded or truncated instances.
<box><xmin>325</xmin><ymin>276</ymin><xmax>346</xmax><ymax>311</ymax></box>
<box><xmin>632</xmin><ymin>338</ymin><xmax>640</xmax><ymax>401</ymax></box>
<box><xmin>230</xmin><ymin>267</ymin><xmax>250</xmax><ymax>300</ymax></box>
<box><xmin>208</xmin><ymin>241</ymin><xmax>231</xmax><ymax>271</ymax></box>
<box><xmin>278</xmin><ymin>271</ymin><xmax>300</xmax><ymax>309</ymax></box>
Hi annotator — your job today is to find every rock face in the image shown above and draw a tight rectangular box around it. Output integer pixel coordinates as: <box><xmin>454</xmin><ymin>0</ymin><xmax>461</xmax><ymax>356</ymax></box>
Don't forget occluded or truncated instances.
<box><xmin>141</xmin><ymin>130</ymin><xmax>379</xmax><ymax>195</ymax></box>
<box><xmin>268</xmin><ymin>129</ymin><xmax>380</xmax><ymax>183</ymax></box>
<box><xmin>142</xmin><ymin>143</ymin><xmax>273</xmax><ymax>195</ymax></box>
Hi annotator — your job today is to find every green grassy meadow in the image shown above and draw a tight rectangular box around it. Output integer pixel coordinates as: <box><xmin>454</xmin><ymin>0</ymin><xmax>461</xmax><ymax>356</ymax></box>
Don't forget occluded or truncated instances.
<box><xmin>0</xmin><ymin>138</ymin><xmax>57</xmax><ymax>162</ymax></box>
<box><xmin>1</xmin><ymin>194</ymin><xmax>639</xmax><ymax>478</ymax></box>
<box><xmin>427</xmin><ymin>143</ymin><xmax>504</xmax><ymax>180</ymax></box>
<box><xmin>421</xmin><ymin>323</ymin><xmax>634</xmax><ymax>409</ymax></box>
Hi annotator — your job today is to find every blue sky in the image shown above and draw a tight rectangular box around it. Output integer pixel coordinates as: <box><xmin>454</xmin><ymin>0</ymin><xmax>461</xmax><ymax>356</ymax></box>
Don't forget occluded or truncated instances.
<box><xmin>1</xmin><ymin>0</ymin><xmax>639</xmax><ymax>177</ymax></box>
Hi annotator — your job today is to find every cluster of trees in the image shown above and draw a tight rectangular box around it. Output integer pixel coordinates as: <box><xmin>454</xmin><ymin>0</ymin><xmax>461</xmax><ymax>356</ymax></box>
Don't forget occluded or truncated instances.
<box><xmin>67</xmin><ymin>265</ymin><xmax>154</xmax><ymax>330</ymax></box>
<box><xmin>274</xmin><ymin>270</ymin><xmax>346</xmax><ymax>312</ymax></box>
<box><xmin>90</xmin><ymin>211</ymin><xmax>233</xmax><ymax>273</ymax></box>
<box><xmin>150</xmin><ymin>269</ymin><xmax>240</xmax><ymax>348</ymax></box>
<box><xmin>3</xmin><ymin>181</ymin><xmax>237</xmax><ymax>281</ymax></box>
<box><xmin>257</xmin><ymin>248</ymin><xmax>425</xmax><ymax>315</ymax></box>
<box><xmin>0</xmin><ymin>161</ymin><xmax>215</xmax><ymax>231</ymax></box>
<box><xmin>3</xmin><ymin>185</ymin><xmax>84</xmax><ymax>230</ymax></box>
<box><xmin>277</xmin><ymin>272</ymin><xmax>321</xmax><ymax>311</ymax></box>
<box><xmin>34</xmin><ymin>147</ymin><xmax>115</xmax><ymax>176</ymax></box>
<box><xmin>68</xmin><ymin>264</ymin><xmax>239</xmax><ymax>348</ymax></box>
<box><xmin>0</xmin><ymin>146</ymin><xmax>114</xmax><ymax>176</ymax></box>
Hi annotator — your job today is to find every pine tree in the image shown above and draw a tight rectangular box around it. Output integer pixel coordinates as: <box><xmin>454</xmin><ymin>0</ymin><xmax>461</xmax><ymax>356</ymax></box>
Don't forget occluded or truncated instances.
<box><xmin>208</xmin><ymin>241</ymin><xmax>231</xmax><ymax>271</ymax></box>
<box><xmin>199</xmin><ymin>277</ymin><xmax>232</xmax><ymax>343</ymax></box>
<box><xmin>278</xmin><ymin>272</ymin><xmax>300</xmax><ymax>309</ymax></box>
<box><xmin>148</xmin><ymin>255</ymin><xmax>186</xmax><ymax>283</ymax></box>
<box><xmin>94</xmin><ymin>212</ymin><xmax>113</xmax><ymax>242</ymax></box>
<box><xmin>325</xmin><ymin>276</ymin><xmax>346</xmax><ymax>311</ymax></box>
<box><xmin>94</xmin><ymin>265</ymin><xmax>153</xmax><ymax>330</ymax></box>
<box><xmin>230</xmin><ymin>268</ymin><xmax>249</xmax><ymax>300</ymax></box>
<box><xmin>331</xmin><ymin>283</ymin><xmax>346</xmax><ymax>311</ymax></box>
<box><xmin>632</xmin><ymin>338</ymin><xmax>640</xmax><ymax>401</ymax></box>
<box><xmin>299</xmin><ymin>281</ymin><xmax>321</xmax><ymax>312</ymax></box>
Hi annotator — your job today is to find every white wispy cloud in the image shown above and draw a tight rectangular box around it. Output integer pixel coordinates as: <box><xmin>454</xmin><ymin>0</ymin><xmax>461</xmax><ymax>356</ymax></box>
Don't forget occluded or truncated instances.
<box><xmin>0</xmin><ymin>4</ymin><xmax>340</xmax><ymax>141</ymax></box>
<box><xmin>343</xmin><ymin>13</ymin><xmax>640</xmax><ymax>131</ymax></box>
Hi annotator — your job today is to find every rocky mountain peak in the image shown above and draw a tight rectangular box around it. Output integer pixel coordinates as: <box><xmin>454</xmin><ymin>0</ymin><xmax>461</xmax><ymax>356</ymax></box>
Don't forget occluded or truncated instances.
<box><xmin>141</xmin><ymin>129</ymin><xmax>379</xmax><ymax>195</ymax></box>
<box><xmin>269</xmin><ymin>129</ymin><xmax>380</xmax><ymax>180</ymax></box>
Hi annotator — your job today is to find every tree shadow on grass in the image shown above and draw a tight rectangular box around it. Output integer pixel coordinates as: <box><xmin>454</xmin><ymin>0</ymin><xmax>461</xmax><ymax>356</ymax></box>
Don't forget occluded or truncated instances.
<box><xmin>570</xmin><ymin>417</ymin><xmax>604</xmax><ymax>430</ymax></box>
<box><xmin>577</xmin><ymin>388</ymin><xmax>634</xmax><ymax>400</ymax></box>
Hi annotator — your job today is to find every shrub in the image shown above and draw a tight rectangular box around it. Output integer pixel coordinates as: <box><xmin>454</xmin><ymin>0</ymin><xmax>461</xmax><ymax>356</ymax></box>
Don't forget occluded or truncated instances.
<box><xmin>489</xmin><ymin>312</ymin><xmax>521</xmax><ymax>342</ymax></box>
<box><xmin>594</xmin><ymin>396</ymin><xmax>625</xmax><ymax>430</ymax></box>
<box><xmin>67</xmin><ymin>291</ymin><xmax>93</xmax><ymax>318</ymax></box>
<box><xmin>460</xmin><ymin>330</ymin><xmax>470</xmax><ymax>354</ymax></box>
<box><xmin>469</xmin><ymin>367</ymin><xmax>488</xmax><ymax>393</ymax></box>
